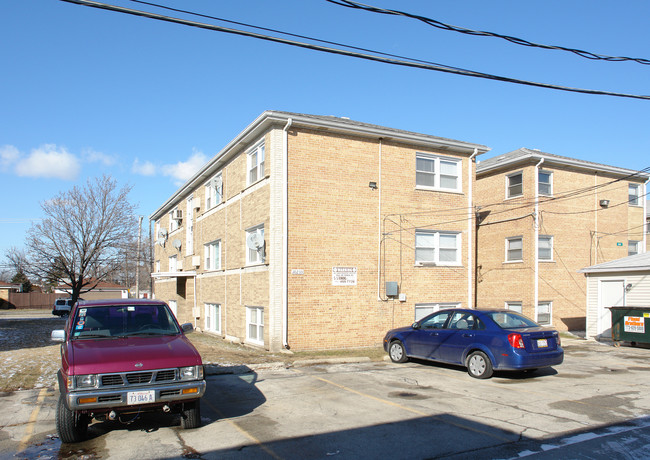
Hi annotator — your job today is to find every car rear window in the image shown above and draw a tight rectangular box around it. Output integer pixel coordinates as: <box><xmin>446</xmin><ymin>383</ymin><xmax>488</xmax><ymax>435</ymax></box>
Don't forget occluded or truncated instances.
<box><xmin>72</xmin><ymin>304</ymin><xmax>180</xmax><ymax>339</ymax></box>
<box><xmin>486</xmin><ymin>311</ymin><xmax>539</xmax><ymax>329</ymax></box>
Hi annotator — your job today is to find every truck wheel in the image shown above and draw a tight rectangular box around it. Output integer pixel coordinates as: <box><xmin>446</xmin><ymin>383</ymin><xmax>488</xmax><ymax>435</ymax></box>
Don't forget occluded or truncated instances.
<box><xmin>180</xmin><ymin>401</ymin><xmax>201</xmax><ymax>429</ymax></box>
<box><xmin>56</xmin><ymin>394</ymin><xmax>89</xmax><ymax>443</ymax></box>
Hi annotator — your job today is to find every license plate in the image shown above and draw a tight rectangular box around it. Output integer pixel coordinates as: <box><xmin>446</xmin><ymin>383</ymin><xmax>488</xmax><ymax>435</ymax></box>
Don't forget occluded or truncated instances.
<box><xmin>127</xmin><ymin>390</ymin><xmax>155</xmax><ymax>405</ymax></box>
<box><xmin>537</xmin><ymin>338</ymin><xmax>548</xmax><ymax>348</ymax></box>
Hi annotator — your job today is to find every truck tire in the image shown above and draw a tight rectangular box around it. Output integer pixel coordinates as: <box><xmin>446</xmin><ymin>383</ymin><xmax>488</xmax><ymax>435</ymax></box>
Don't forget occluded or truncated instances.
<box><xmin>56</xmin><ymin>394</ymin><xmax>89</xmax><ymax>443</ymax></box>
<box><xmin>180</xmin><ymin>401</ymin><xmax>201</xmax><ymax>429</ymax></box>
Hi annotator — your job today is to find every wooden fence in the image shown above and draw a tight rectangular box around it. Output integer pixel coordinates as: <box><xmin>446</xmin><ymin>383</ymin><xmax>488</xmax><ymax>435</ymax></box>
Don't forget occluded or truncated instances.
<box><xmin>3</xmin><ymin>292</ymin><xmax>61</xmax><ymax>310</ymax></box>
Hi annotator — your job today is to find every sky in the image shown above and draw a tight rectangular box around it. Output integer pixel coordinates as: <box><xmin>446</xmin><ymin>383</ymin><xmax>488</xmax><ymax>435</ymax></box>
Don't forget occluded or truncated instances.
<box><xmin>1</xmin><ymin>0</ymin><xmax>649</xmax><ymax>267</ymax></box>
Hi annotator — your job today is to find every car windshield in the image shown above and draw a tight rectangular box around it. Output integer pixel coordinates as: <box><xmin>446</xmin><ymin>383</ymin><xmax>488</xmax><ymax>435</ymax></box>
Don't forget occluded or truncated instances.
<box><xmin>71</xmin><ymin>304</ymin><xmax>180</xmax><ymax>339</ymax></box>
<box><xmin>486</xmin><ymin>311</ymin><xmax>539</xmax><ymax>329</ymax></box>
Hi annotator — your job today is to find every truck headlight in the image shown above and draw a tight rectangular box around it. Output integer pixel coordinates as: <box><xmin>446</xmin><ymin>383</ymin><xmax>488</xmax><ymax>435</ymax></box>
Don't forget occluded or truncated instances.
<box><xmin>75</xmin><ymin>374</ymin><xmax>98</xmax><ymax>389</ymax></box>
<box><xmin>179</xmin><ymin>366</ymin><xmax>203</xmax><ymax>381</ymax></box>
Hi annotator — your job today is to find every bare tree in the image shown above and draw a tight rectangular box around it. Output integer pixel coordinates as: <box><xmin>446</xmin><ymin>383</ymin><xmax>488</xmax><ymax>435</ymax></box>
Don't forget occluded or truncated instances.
<box><xmin>24</xmin><ymin>175</ymin><xmax>137</xmax><ymax>303</ymax></box>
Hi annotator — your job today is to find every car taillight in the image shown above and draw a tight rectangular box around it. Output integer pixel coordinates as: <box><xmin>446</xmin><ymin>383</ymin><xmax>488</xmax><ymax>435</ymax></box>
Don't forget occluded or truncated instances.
<box><xmin>508</xmin><ymin>333</ymin><xmax>525</xmax><ymax>349</ymax></box>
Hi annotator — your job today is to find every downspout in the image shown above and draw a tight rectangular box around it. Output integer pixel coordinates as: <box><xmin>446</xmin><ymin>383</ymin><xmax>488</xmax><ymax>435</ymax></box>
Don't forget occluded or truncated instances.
<box><xmin>377</xmin><ymin>138</ymin><xmax>383</xmax><ymax>301</ymax></box>
<box><xmin>534</xmin><ymin>158</ymin><xmax>544</xmax><ymax>318</ymax></box>
<box><xmin>468</xmin><ymin>149</ymin><xmax>478</xmax><ymax>309</ymax></box>
<box><xmin>644</xmin><ymin>180</ymin><xmax>648</xmax><ymax>253</ymax></box>
<box><xmin>282</xmin><ymin>118</ymin><xmax>292</xmax><ymax>349</ymax></box>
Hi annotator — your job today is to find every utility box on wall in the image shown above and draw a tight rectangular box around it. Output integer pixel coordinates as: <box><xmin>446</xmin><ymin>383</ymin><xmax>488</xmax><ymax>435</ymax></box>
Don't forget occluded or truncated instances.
<box><xmin>386</xmin><ymin>282</ymin><xmax>398</xmax><ymax>297</ymax></box>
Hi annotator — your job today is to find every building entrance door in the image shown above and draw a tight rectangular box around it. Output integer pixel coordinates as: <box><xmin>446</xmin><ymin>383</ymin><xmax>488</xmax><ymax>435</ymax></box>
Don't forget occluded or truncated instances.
<box><xmin>599</xmin><ymin>280</ymin><xmax>625</xmax><ymax>338</ymax></box>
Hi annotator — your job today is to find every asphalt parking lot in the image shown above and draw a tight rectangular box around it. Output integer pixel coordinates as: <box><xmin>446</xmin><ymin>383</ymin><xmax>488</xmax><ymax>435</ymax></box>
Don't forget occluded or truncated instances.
<box><xmin>3</xmin><ymin>336</ymin><xmax>650</xmax><ymax>459</ymax></box>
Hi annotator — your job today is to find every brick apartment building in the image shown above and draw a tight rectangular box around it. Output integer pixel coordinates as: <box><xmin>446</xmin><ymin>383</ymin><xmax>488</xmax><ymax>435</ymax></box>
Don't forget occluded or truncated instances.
<box><xmin>475</xmin><ymin>148</ymin><xmax>648</xmax><ymax>331</ymax></box>
<box><xmin>150</xmin><ymin>111</ymin><xmax>489</xmax><ymax>351</ymax></box>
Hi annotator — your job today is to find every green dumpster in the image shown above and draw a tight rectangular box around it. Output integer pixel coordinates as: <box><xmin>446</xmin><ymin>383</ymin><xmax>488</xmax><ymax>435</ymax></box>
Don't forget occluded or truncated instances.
<box><xmin>610</xmin><ymin>306</ymin><xmax>650</xmax><ymax>345</ymax></box>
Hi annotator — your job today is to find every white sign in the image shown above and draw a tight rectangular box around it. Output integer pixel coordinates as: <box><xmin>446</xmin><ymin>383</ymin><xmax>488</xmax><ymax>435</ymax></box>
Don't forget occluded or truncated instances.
<box><xmin>332</xmin><ymin>267</ymin><xmax>357</xmax><ymax>286</ymax></box>
<box><xmin>624</xmin><ymin>316</ymin><xmax>645</xmax><ymax>334</ymax></box>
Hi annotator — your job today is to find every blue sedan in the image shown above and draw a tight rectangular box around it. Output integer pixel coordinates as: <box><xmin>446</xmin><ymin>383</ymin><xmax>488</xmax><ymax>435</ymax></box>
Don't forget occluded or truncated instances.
<box><xmin>383</xmin><ymin>309</ymin><xmax>564</xmax><ymax>378</ymax></box>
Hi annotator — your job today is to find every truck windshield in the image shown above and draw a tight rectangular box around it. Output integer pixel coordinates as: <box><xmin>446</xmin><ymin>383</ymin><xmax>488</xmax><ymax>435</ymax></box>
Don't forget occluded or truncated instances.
<box><xmin>71</xmin><ymin>305</ymin><xmax>181</xmax><ymax>339</ymax></box>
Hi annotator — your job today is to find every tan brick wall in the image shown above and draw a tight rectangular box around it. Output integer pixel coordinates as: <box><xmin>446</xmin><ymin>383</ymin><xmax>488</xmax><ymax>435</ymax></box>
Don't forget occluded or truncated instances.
<box><xmin>476</xmin><ymin>163</ymin><xmax>646</xmax><ymax>331</ymax></box>
<box><xmin>285</xmin><ymin>128</ymin><xmax>474</xmax><ymax>350</ymax></box>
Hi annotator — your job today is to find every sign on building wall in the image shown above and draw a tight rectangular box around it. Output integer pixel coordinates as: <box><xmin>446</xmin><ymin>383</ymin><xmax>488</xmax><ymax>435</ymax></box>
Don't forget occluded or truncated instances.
<box><xmin>332</xmin><ymin>267</ymin><xmax>357</xmax><ymax>286</ymax></box>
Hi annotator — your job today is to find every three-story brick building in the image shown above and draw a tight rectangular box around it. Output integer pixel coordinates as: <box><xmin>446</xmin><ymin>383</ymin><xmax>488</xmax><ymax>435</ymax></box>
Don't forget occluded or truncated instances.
<box><xmin>475</xmin><ymin>148</ymin><xmax>648</xmax><ymax>331</ymax></box>
<box><xmin>151</xmin><ymin>111</ymin><xmax>489</xmax><ymax>351</ymax></box>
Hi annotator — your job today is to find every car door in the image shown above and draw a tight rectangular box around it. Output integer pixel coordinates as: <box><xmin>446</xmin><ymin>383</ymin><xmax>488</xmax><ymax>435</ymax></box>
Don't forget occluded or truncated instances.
<box><xmin>438</xmin><ymin>312</ymin><xmax>481</xmax><ymax>364</ymax></box>
<box><xmin>407</xmin><ymin>311</ymin><xmax>452</xmax><ymax>360</ymax></box>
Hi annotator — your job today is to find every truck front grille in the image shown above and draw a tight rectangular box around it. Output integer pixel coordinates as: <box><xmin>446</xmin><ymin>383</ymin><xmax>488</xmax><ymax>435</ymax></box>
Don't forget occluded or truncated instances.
<box><xmin>98</xmin><ymin>369</ymin><xmax>179</xmax><ymax>388</ymax></box>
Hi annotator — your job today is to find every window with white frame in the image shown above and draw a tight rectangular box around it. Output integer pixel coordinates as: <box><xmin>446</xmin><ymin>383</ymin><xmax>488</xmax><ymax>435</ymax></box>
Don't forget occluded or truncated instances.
<box><xmin>247</xmin><ymin>143</ymin><xmax>265</xmax><ymax>185</ymax></box>
<box><xmin>415</xmin><ymin>153</ymin><xmax>461</xmax><ymax>192</ymax></box>
<box><xmin>629</xmin><ymin>240</ymin><xmax>641</xmax><ymax>256</ymax></box>
<box><xmin>168</xmin><ymin>255</ymin><xmax>177</xmax><ymax>272</ymax></box>
<box><xmin>246</xmin><ymin>306</ymin><xmax>264</xmax><ymax>345</ymax></box>
<box><xmin>204</xmin><ymin>240</ymin><xmax>221</xmax><ymax>270</ymax></box>
<box><xmin>186</xmin><ymin>196</ymin><xmax>194</xmax><ymax>256</ymax></box>
<box><xmin>205</xmin><ymin>173</ymin><xmax>223</xmax><ymax>210</ymax></box>
<box><xmin>537</xmin><ymin>302</ymin><xmax>552</xmax><ymax>325</ymax></box>
<box><xmin>629</xmin><ymin>183</ymin><xmax>641</xmax><ymax>206</ymax></box>
<box><xmin>246</xmin><ymin>225</ymin><xmax>265</xmax><ymax>265</ymax></box>
<box><xmin>507</xmin><ymin>172</ymin><xmax>523</xmax><ymax>198</ymax></box>
<box><xmin>414</xmin><ymin>302</ymin><xmax>461</xmax><ymax>321</ymax></box>
<box><xmin>538</xmin><ymin>235</ymin><xmax>553</xmax><ymax>261</ymax></box>
<box><xmin>538</xmin><ymin>170</ymin><xmax>553</xmax><ymax>196</ymax></box>
<box><xmin>414</xmin><ymin>230</ymin><xmax>461</xmax><ymax>265</ymax></box>
<box><xmin>169</xmin><ymin>208</ymin><xmax>180</xmax><ymax>232</ymax></box>
<box><xmin>506</xmin><ymin>302</ymin><xmax>523</xmax><ymax>314</ymax></box>
<box><xmin>204</xmin><ymin>303</ymin><xmax>221</xmax><ymax>333</ymax></box>
<box><xmin>506</xmin><ymin>237</ymin><xmax>523</xmax><ymax>262</ymax></box>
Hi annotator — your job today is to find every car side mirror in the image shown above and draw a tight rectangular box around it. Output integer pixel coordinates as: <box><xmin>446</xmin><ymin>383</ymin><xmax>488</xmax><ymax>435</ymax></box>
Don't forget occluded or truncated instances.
<box><xmin>412</xmin><ymin>322</ymin><xmax>420</xmax><ymax>329</ymax></box>
<box><xmin>51</xmin><ymin>330</ymin><xmax>66</xmax><ymax>342</ymax></box>
<box><xmin>181</xmin><ymin>323</ymin><xmax>194</xmax><ymax>333</ymax></box>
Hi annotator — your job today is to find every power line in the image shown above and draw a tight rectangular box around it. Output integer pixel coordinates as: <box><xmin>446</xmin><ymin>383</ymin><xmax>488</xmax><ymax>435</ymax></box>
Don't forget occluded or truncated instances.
<box><xmin>327</xmin><ymin>0</ymin><xmax>650</xmax><ymax>66</ymax></box>
<box><xmin>60</xmin><ymin>0</ymin><xmax>650</xmax><ymax>101</ymax></box>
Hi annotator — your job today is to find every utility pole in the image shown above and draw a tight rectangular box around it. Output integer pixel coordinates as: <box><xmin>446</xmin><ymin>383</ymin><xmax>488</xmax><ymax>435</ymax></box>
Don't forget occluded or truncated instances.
<box><xmin>136</xmin><ymin>216</ymin><xmax>143</xmax><ymax>299</ymax></box>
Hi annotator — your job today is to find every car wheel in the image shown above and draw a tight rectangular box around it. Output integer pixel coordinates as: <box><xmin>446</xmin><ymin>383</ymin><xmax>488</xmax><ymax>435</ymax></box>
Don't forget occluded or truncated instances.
<box><xmin>466</xmin><ymin>351</ymin><xmax>493</xmax><ymax>379</ymax></box>
<box><xmin>180</xmin><ymin>401</ymin><xmax>201</xmax><ymax>429</ymax></box>
<box><xmin>389</xmin><ymin>341</ymin><xmax>408</xmax><ymax>363</ymax></box>
<box><xmin>56</xmin><ymin>394</ymin><xmax>89</xmax><ymax>443</ymax></box>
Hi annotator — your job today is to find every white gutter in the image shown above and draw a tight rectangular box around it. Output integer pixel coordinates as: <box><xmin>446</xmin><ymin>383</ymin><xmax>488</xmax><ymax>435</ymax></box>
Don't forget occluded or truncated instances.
<box><xmin>468</xmin><ymin>149</ymin><xmax>478</xmax><ymax>309</ymax></box>
<box><xmin>644</xmin><ymin>180</ymin><xmax>648</xmax><ymax>253</ymax></box>
<box><xmin>282</xmin><ymin>118</ymin><xmax>292</xmax><ymax>348</ymax></box>
<box><xmin>534</xmin><ymin>158</ymin><xmax>544</xmax><ymax>318</ymax></box>
<box><xmin>377</xmin><ymin>139</ymin><xmax>383</xmax><ymax>301</ymax></box>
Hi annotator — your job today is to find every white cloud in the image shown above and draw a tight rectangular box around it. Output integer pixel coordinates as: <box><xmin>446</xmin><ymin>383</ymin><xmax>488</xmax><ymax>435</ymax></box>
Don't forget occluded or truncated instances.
<box><xmin>161</xmin><ymin>150</ymin><xmax>208</xmax><ymax>185</ymax></box>
<box><xmin>14</xmin><ymin>144</ymin><xmax>80</xmax><ymax>180</ymax></box>
<box><xmin>131</xmin><ymin>158</ymin><xmax>157</xmax><ymax>176</ymax></box>
<box><xmin>0</xmin><ymin>145</ymin><xmax>20</xmax><ymax>171</ymax></box>
<box><xmin>83</xmin><ymin>148</ymin><xmax>116</xmax><ymax>166</ymax></box>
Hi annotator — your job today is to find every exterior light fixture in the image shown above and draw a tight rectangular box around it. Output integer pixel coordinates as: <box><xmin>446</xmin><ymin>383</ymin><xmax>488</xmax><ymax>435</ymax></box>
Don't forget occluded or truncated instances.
<box><xmin>369</xmin><ymin>181</ymin><xmax>378</xmax><ymax>190</ymax></box>
<box><xmin>599</xmin><ymin>200</ymin><xmax>610</xmax><ymax>207</ymax></box>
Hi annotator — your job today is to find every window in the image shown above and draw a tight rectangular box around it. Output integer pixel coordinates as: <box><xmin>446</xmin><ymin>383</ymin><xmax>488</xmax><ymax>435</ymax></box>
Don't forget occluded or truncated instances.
<box><xmin>169</xmin><ymin>255</ymin><xmax>177</xmax><ymax>272</ymax></box>
<box><xmin>155</xmin><ymin>260</ymin><xmax>160</xmax><ymax>273</ymax></box>
<box><xmin>168</xmin><ymin>300</ymin><xmax>178</xmax><ymax>319</ymax></box>
<box><xmin>507</xmin><ymin>172</ymin><xmax>523</xmax><ymax>198</ymax></box>
<box><xmin>246</xmin><ymin>306</ymin><xmax>264</xmax><ymax>345</ymax></box>
<box><xmin>205</xmin><ymin>173</ymin><xmax>223</xmax><ymax>210</ymax></box>
<box><xmin>419</xmin><ymin>311</ymin><xmax>453</xmax><ymax>329</ymax></box>
<box><xmin>629</xmin><ymin>240</ymin><xmax>641</xmax><ymax>256</ymax></box>
<box><xmin>204</xmin><ymin>303</ymin><xmax>221</xmax><ymax>333</ymax></box>
<box><xmin>204</xmin><ymin>240</ymin><xmax>221</xmax><ymax>270</ymax></box>
<box><xmin>186</xmin><ymin>196</ymin><xmax>194</xmax><ymax>255</ymax></box>
<box><xmin>537</xmin><ymin>302</ymin><xmax>552</xmax><ymax>325</ymax></box>
<box><xmin>506</xmin><ymin>237</ymin><xmax>523</xmax><ymax>262</ymax></box>
<box><xmin>415</xmin><ymin>153</ymin><xmax>461</xmax><ymax>192</ymax></box>
<box><xmin>538</xmin><ymin>235</ymin><xmax>553</xmax><ymax>261</ymax></box>
<box><xmin>629</xmin><ymin>184</ymin><xmax>641</xmax><ymax>206</ymax></box>
<box><xmin>538</xmin><ymin>171</ymin><xmax>552</xmax><ymax>196</ymax></box>
<box><xmin>169</xmin><ymin>208</ymin><xmax>180</xmax><ymax>232</ymax></box>
<box><xmin>415</xmin><ymin>230</ymin><xmax>461</xmax><ymax>266</ymax></box>
<box><xmin>414</xmin><ymin>303</ymin><xmax>461</xmax><ymax>321</ymax></box>
<box><xmin>449</xmin><ymin>311</ymin><xmax>483</xmax><ymax>330</ymax></box>
<box><xmin>246</xmin><ymin>225</ymin><xmax>265</xmax><ymax>265</ymax></box>
<box><xmin>247</xmin><ymin>143</ymin><xmax>265</xmax><ymax>185</ymax></box>
<box><xmin>506</xmin><ymin>302</ymin><xmax>523</xmax><ymax>314</ymax></box>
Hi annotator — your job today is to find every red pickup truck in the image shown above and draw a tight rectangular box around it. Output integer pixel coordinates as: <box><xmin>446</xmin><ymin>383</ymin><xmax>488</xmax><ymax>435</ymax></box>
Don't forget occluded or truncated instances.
<box><xmin>51</xmin><ymin>299</ymin><xmax>206</xmax><ymax>443</ymax></box>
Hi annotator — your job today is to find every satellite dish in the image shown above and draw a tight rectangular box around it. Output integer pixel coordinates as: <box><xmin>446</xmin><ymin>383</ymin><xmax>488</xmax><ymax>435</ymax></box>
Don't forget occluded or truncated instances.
<box><xmin>158</xmin><ymin>228</ymin><xmax>168</xmax><ymax>239</ymax></box>
<box><xmin>246</xmin><ymin>232</ymin><xmax>264</xmax><ymax>250</ymax></box>
<box><xmin>213</xmin><ymin>176</ymin><xmax>223</xmax><ymax>189</ymax></box>
<box><xmin>172</xmin><ymin>239</ymin><xmax>182</xmax><ymax>250</ymax></box>
<box><xmin>155</xmin><ymin>238</ymin><xmax>166</xmax><ymax>247</ymax></box>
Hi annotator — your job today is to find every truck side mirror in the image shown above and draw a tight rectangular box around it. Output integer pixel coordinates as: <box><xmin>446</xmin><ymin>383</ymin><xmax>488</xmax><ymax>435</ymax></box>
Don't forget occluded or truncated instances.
<box><xmin>181</xmin><ymin>323</ymin><xmax>194</xmax><ymax>333</ymax></box>
<box><xmin>51</xmin><ymin>330</ymin><xmax>66</xmax><ymax>342</ymax></box>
